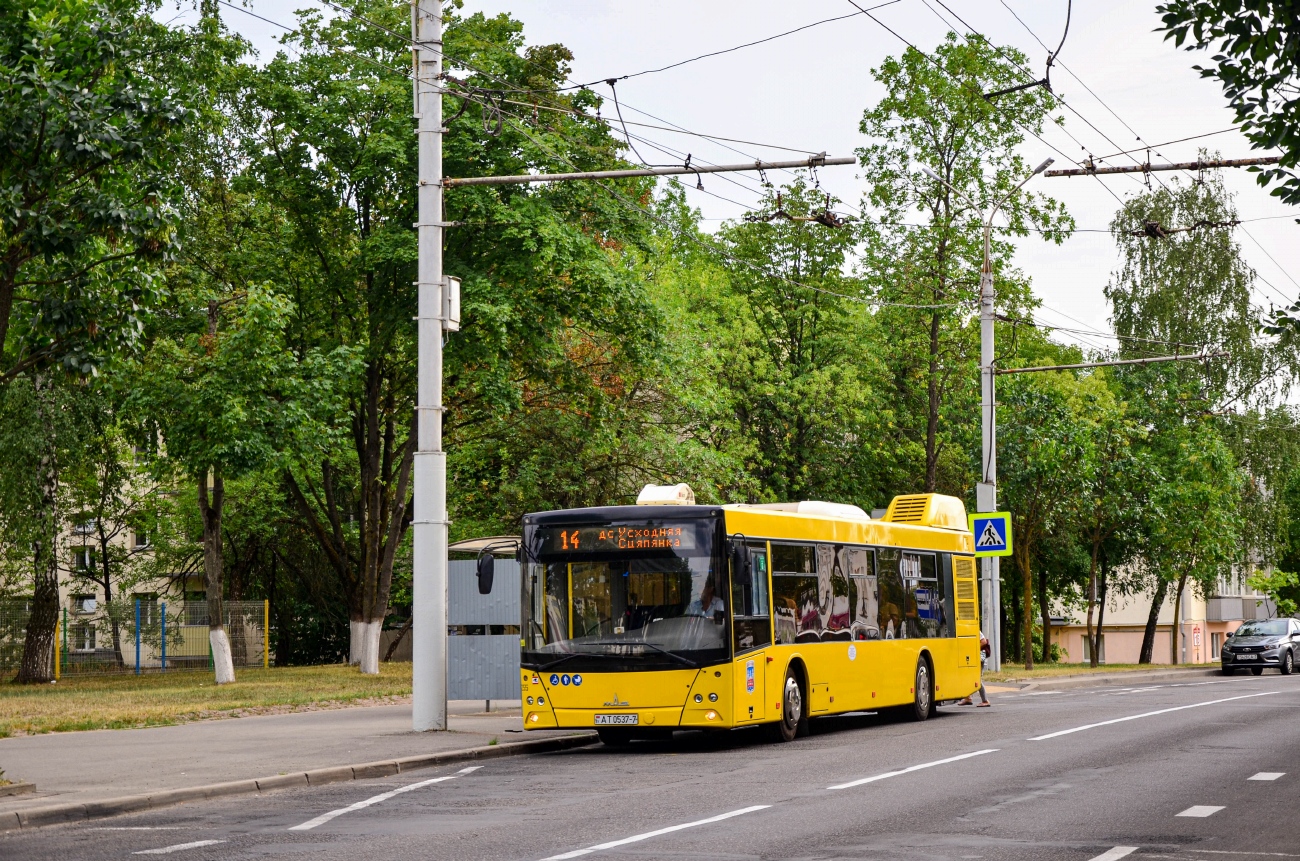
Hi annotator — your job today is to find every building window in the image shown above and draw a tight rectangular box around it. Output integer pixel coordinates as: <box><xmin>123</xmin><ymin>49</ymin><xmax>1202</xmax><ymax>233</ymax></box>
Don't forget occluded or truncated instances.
<box><xmin>1211</xmin><ymin>632</ymin><xmax>1222</xmax><ymax>659</ymax></box>
<box><xmin>133</xmin><ymin>530</ymin><xmax>150</xmax><ymax>549</ymax></box>
<box><xmin>71</xmin><ymin>622</ymin><xmax>96</xmax><ymax>652</ymax></box>
<box><xmin>72</xmin><ymin>547</ymin><xmax>93</xmax><ymax>571</ymax></box>
<box><xmin>1081</xmin><ymin>634</ymin><xmax>1106</xmax><ymax>664</ymax></box>
<box><xmin>72</xmin><ymin>594</ymin><xmax>97</xmax><ymax>614</ymax></box>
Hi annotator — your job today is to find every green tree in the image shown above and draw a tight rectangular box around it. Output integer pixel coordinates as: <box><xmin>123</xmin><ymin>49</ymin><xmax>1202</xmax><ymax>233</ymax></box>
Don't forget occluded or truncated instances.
<box><xmin>127</xmin><ymin>288</ymin><xmax>350</xmax><ymax>683</ymax></box>
<box><xmin>1157</xmin><ymin>2</ymin><xmax>1300</xmax><ymax>206</ymax></box>
<box><xmin>999</xmin><ymin>371</ymin><xmax>1097</xmax><ymax>668</ymax></box>
<box><xmin>0</xmin><ymin>0</ymin><xmax>191</xmax><ymax>683</ymax></box>
<box><xmin>857</xmin><ymin>33</ymin><xmax>1073</xmax><ymax>494</ymax></box>
<box><xmin>1145</xmin><ymin>422</ymin><xmax>1242</xmax><ymax>664</ymax></box>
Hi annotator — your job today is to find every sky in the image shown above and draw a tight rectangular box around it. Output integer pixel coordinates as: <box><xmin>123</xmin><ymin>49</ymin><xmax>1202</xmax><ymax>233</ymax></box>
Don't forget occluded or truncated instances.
<box><xmin>191</xmin><ymin>0</ymin><xmax>1300</xmax><ymax>355</ymax></box>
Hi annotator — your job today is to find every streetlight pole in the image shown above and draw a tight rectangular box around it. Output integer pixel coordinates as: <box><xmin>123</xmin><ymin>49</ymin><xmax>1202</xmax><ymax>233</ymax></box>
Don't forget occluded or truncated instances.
<box><xmin>921</xmin><ymin>158</ymin><xmax>1052</xmax><ymax>672</ymax></box>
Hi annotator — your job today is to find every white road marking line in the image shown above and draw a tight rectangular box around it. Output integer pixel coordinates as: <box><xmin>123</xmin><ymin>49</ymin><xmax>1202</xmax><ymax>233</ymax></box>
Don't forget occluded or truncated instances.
<box><xmin>1028</xmin><ymin>692</ymin><xmax>1281</xmax><ymax>741</ymax></box>
<box><xmin>826</xmin><ymin>749</ymin><xmax>999</xmax><ymax>790</ymax></box>
<box><xmin>538</xmin><ymin>805</ymin><xmax>770</xmax><ymax>861</ymax></box>
<box><xmin>1178</xmin><ymin>805</ymin><xmax>1225</xmax><ymax>818</ymax></box>
<box><xmin>1089</xmin><ymin>847</ymin><xmax>1138</xmax><ymax>861</ymax></box>
<box><xmin>133</xmin><ymin>840</ymin><xmax>226</xmax><ymax>855</ymax></box>
<box><xmin>288</xmin><ymin>765</ymin><xmax>482</xmax><ymax>831</ymax></box>
<box><xmin>1249</xmin><ymin>772</ymin><xmax>1285</xmax><ymax>781</ymax></box>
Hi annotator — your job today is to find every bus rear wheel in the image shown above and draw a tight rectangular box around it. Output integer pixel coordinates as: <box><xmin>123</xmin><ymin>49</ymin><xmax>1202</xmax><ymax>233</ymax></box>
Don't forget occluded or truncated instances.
<box><xmin>768</xmin><ymin>667</ymin><xmax>806</xmax><ymax>742</ymax></box>
<box><xmin>910</xmin><ymin>658</ymin><xmax>935</xmax><ymax>721</ymax></box>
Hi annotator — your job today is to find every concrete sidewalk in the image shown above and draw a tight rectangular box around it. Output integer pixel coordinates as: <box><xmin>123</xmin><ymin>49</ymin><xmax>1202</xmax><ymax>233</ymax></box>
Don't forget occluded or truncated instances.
<box><xmin>0</xmin><ymin>701</ymin><xmax>592</xmax><ymax>826</ymax></box>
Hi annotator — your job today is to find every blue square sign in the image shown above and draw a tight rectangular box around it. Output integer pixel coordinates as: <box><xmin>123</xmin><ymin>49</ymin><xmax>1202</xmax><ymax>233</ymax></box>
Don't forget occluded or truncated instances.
<box><xmin>968</xmin><ymin>512</ymin><xmax>1012</xmax><ymax>557</ymax></box>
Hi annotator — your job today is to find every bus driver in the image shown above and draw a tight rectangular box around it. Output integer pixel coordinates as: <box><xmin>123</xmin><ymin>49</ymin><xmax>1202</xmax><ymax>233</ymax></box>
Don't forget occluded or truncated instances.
<box><xmin>687</xmin><ymin>577</ymin><xmax>725</xmax><ymax>621</ymax></box>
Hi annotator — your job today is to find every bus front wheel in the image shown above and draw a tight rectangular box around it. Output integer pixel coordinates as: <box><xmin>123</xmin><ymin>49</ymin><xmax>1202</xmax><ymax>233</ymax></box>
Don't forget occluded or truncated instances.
<box><xmin>768</xmin><ymin>667</ymin><xmax>807</xmax><ymax>742</ymax></box>
<box><xmin>910</xmin><ymin>658</ymin><xmax>935</xmax><ymax>721</ymax></box>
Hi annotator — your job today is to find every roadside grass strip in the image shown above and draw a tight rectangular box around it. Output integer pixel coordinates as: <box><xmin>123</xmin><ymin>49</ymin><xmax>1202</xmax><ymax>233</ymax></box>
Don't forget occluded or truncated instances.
<box><xmin>826</xmin><ymin>749</ymin><xmax>999</xmax><ymax>790</ymax></box>
<box><xmin>538</xmin><ymin>806</ymin><xmax>771</xmax><ymax>861</ymax></box>
<box><xmin>133</xmin><ymin>840</ymin><xmax>226</xmax><ymax>855</ymax></box>
<box><xmin>288</xmin><ymin>766</ymin><xmax>481</xmax><ymax>831</ymax></box>
<box><xmin>1088</xmin><ymin>848</ymin><xmax>1138</xmax><ymax>861</ymax></box>
<box><xmin>1028</xmin><ymin>692</ymin><xmax>1281</xmax><ymax>741</ymax></box>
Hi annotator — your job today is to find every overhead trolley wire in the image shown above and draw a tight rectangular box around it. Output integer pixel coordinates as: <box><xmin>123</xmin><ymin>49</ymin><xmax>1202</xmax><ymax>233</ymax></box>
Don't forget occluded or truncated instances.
<box><xmin>562</xmin><ymin>2</ymin><xmax>903</xmax><ymax>90</ymax></box>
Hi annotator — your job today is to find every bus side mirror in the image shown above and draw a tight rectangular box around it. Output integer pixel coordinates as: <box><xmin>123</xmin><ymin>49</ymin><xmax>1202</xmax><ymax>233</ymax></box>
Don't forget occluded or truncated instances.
<box><xmin>731</xmin><ymin>544</ymin><xmax>752</xmax><ymax>587</ymax></box>
<box><xmin>476</xmin><ymin>552</ymin><xmax>495</xmax><ymax>595</ymax></box>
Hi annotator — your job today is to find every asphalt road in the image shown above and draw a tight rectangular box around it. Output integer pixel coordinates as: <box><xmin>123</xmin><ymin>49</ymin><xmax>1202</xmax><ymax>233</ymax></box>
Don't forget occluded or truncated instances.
<box><xmin>5</xmin><ymin>672</ymin><xmax>1300</xmax><ymax>861</ymax></box>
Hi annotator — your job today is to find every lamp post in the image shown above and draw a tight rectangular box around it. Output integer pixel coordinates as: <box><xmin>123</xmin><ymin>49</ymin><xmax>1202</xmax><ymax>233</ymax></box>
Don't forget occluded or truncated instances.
<box><xmin>920</xmin><ymin>158</ymin><xmax>1053</xmax><ymax>671</ymax></box>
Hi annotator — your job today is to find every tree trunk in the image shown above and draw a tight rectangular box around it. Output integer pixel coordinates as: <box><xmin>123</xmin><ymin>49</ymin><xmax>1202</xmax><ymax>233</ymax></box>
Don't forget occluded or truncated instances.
<box><xmin>99</xmin><ymin>526</ymin><xmax>124</xmax><ymax>668</ymax></box>
<box><xmin>198</xmin><ymin>469</ymin><xmax>235</xmax><ymax>684</ymax></box>
<box><xmin>1018</xmin><ymin>544</ymin><xmax>1034</xmax><ymax>670</ymax></box>
<box><xmin>1170</xmin><ymin>572</ymin><xmax>1188</xmax><ymax>666</ymax></box>
<box><xmin>1085</xmin><ymin>542</ymin><xmax>1100</xmax><ymax>668</ymax></box>
<box><xmin>924</xmin><ymin>310</ymin><xmax>941</xmax><ymax>492</ymax></box>
<box><xmin>16</xmin><ymin>373</ymin><xmax>60</xmax><ymax>684</ymax></box>
<box><xmin>1094</xmin><ymin>549</ymin><xmax>1109</xmax><ymax>666</ymax></box>
<box><xmin>1139</xmin><ymin>577</ymin><xmax>1169</xmax><ymax>664</ymax></box>
<box><xmin>1038</xmin><ymin>563</ymin><xmax>1052</xmax><ymax>664</ymax></box>
<box><xmin>1008</xmin><ymin>579</ymin><xmax>1021</xmax><ymax>663</ymax></box>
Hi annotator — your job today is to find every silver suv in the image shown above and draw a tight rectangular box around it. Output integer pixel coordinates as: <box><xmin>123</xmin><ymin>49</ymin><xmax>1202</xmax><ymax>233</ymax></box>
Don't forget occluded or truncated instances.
<box><xmin>1221</xmin><ymin>618</ymin><xmax>1300</xmax><ymax>675</ymax></box>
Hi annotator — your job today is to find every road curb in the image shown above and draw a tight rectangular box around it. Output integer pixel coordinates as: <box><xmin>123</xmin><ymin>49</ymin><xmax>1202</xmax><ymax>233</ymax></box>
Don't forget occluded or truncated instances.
<box><xmin>0</xmin><ymin>731</ymin><xmax>598</xmax><ymax>833</ymax></box>
<box><xmin>1011</xmin><ymin>667</ymin><xmax>1221</xmax><ymax>692</ymax></box>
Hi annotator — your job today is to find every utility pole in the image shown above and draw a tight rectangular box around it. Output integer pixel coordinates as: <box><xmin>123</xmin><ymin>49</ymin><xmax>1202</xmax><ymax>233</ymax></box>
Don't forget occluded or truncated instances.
<box><xmin>412</xmin><ymin>0</ymin><xmax>447</xmax><ymax>732</ymax></box>
<box><xmin>922</xmin><ymin>158</ymin><xmax>1053</xmax><ymax>672</ymax></box>
<box><xmin>1044</xmin><ymin>155</ymin><xmax>1279</xmax><ymax>178</ymax></box>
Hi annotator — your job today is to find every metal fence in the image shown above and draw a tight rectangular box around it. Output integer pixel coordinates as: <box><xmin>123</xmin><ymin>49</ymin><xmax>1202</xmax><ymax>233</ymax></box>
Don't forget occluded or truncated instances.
<box><xmin>0</xmin><ymin>599</ymin><xmax>270</xmax><ymax>676</ymax></box>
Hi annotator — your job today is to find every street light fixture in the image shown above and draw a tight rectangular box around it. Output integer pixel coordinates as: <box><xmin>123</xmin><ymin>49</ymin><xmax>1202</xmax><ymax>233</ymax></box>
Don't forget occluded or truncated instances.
<box><xmin>918</xmin><ymin>158</ymin><xmax>1053</xmax><ymax>671</ymax></box>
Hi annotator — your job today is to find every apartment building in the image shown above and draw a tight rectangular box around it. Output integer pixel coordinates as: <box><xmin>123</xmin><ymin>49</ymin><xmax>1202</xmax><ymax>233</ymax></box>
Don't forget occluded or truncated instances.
<box><xmin>1050</xmin><ymin>570</ymin><xmax>1277</xmax><ymax>665</ymax></box>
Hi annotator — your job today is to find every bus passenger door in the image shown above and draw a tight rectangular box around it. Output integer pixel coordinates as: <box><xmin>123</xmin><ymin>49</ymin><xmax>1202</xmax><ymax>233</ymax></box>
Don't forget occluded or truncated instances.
<box><xmin>732</xmin><ymin>544</ymin><xmax>770</xmax><ymax>724</ymax></box>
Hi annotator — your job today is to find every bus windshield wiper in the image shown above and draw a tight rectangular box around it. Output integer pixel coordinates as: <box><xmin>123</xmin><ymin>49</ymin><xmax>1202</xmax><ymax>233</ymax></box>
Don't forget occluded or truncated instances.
<box><xmin>579</xmin><ymin>641</ymin><xmax>700</xmax><ymax>669</ymax></box>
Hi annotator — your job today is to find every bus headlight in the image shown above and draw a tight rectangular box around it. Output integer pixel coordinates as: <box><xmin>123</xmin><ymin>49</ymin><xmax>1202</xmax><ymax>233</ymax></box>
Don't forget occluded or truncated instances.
<box><xmin>708</xmin><ymin>693</ymin><xmax>718</xmax><ymax>702</ymax></box>
<box><xmin>528</xmin><ymin>713</ymin><xmax>540</xmax><ymax>723</ymax></box>
<box><xmin>705</xmin><ymin>710</ymin><xmax>719</xmax><ymax>721</ymax></box>
<box><xmin>694</xmin><ymin>694</ymin><xmax>703</xmax><ymax>703</ymax></box>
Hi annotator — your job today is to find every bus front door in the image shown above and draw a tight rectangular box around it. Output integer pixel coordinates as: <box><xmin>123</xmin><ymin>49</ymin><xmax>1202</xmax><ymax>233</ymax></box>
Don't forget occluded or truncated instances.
<box><xmin>732</xmin><ymin>545</ymin><xmax>771</xmax><ymax>724</ymax></box>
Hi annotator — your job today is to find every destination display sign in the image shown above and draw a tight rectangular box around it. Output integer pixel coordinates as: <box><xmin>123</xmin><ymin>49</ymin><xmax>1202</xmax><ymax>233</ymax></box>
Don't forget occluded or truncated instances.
<box><xmin>534</xmin><ymin>522</ymin><xmax>700</xmax><ymax>554</ymax></box>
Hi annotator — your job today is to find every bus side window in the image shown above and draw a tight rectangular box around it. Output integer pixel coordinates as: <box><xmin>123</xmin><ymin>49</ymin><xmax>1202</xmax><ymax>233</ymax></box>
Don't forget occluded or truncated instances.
<box><xmin>772</xmin><ymin>543</ymin><xmax>818</xmax><ymax>644</ymax></box>
<box><xmin>939</xmin><ymin>553</ymin><xmax>955</xmax><ymax>637</ymax></box>
<box><xmin>876</xmin><ymin>549</ymin><xmax>904</xmax><ymax>639</ymax></box>
<box><xmin>844</xmin><ymin>547</ymin><xmax>879</xmax><ymax>640</ymax></box>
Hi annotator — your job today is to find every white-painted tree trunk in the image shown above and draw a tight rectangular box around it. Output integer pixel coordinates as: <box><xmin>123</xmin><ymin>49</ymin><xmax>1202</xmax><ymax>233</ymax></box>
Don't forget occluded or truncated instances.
<box><xmin>354</xmin><ymin>619</ymin><xmax>381</xmax><ymax>675</ymax></box>
<box><xmin>349</xmin><ymin>620</ymin><xmax>363</xmax><ymax>666</ymax></box>
<box><xmin>210</xmin><ymin>627</ymin><xmax>236</xmax><ymax>684</ymax></box>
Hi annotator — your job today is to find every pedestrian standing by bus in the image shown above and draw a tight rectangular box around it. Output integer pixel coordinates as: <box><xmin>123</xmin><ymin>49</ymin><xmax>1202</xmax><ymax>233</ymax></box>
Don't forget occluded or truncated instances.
<box><xmin>958</xmin><ymin>631</ymin><xmax>992</xmax><ymax>707</ymax></box>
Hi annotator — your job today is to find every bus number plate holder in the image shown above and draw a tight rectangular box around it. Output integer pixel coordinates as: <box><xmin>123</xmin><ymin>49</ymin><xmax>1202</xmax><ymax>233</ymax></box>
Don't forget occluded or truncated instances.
<box><xmin>594</xmin><ymin>714</ymin><xmax>638</xmax><ymax>725</ymax></box>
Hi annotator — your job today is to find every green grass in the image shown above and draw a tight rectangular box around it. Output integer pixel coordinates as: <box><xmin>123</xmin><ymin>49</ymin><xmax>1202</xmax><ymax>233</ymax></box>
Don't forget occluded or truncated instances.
<box><xmin>0</xmin><ymin>663</ymin><xmax>413</xmax><ymax>736</ymax></box>
<box><xmin>985</xmin><ymin>662</ymin><xmax>1205</xmax><ymax>684</ymax></box>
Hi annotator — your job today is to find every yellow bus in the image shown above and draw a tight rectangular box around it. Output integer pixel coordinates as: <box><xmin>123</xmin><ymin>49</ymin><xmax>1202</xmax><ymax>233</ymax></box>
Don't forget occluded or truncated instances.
<box><xmin>501</xmin><ymin>486</ymin><xmax>982</xmax><ymax>744</ymax></box>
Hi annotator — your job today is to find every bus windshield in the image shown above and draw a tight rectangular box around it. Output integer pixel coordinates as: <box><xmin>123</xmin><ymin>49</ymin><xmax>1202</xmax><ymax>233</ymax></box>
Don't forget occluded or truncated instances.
<box><xmin>521</xmin><ymin>517</ymin><xmax>728</xmax><ymax>671</ymax></box>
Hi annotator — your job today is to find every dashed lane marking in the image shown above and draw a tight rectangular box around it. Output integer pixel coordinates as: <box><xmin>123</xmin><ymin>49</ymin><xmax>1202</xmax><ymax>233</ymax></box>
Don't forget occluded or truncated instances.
<box><xmin>1249</xmin><ymin>772</ymin><xmax>1285</xmax><ymax>781</ymax></box>
<box><xmin>1028</xmin><ymin>692</ymin><xmax>1281</xmax><ymax>741</ymax></box>
<box><xmin>538</xmin><ymin>805</ymin><xmax>770</xmax><ymax>860</ymax></box>
<box><xmin>827</xmin><ymin>749</ymin><xmax>999</xmax><ymax>790</ymax></box>
<box><xmin>133</xmin><ymin>840</ymin><xmax>226</xmax><ymax>855</ymax></box>
<box><xmin>1177</xmin><ymin>805</ymin><xmax>1225</xmax><ymax>817</ymax></box>
<box><xmin>1088</xmin><ymin>848</ymin><xmax>1138</xmax><ymax>861</ymax></box>
<box><xmin>288</xmin><ymin>766</ymin><xmax>482</xmax><ymax>832</ymax></box>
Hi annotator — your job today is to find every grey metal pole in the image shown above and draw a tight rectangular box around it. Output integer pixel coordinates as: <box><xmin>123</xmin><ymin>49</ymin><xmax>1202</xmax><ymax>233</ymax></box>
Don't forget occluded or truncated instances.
<box><xmin>443</xmin><ymin>155</ymin><xmax>855</xmax><ymax>187</ymax></box>
<box><xmin>412</xmin><ymin>0</ymin><xmax>447</xmax><ymax>732</ymax></box>
<box><xmin>976</xmin><ymin>222</ymin><xmax>1001</xmax><ymax>672</ymax></box>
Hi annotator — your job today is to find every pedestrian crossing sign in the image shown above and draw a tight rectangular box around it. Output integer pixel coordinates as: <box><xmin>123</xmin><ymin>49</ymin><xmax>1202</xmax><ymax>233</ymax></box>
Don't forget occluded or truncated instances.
<box><xmin>968</xmin><ymin>512</ymin><xmax>1012</xmax><ymax>557</ymax></box>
